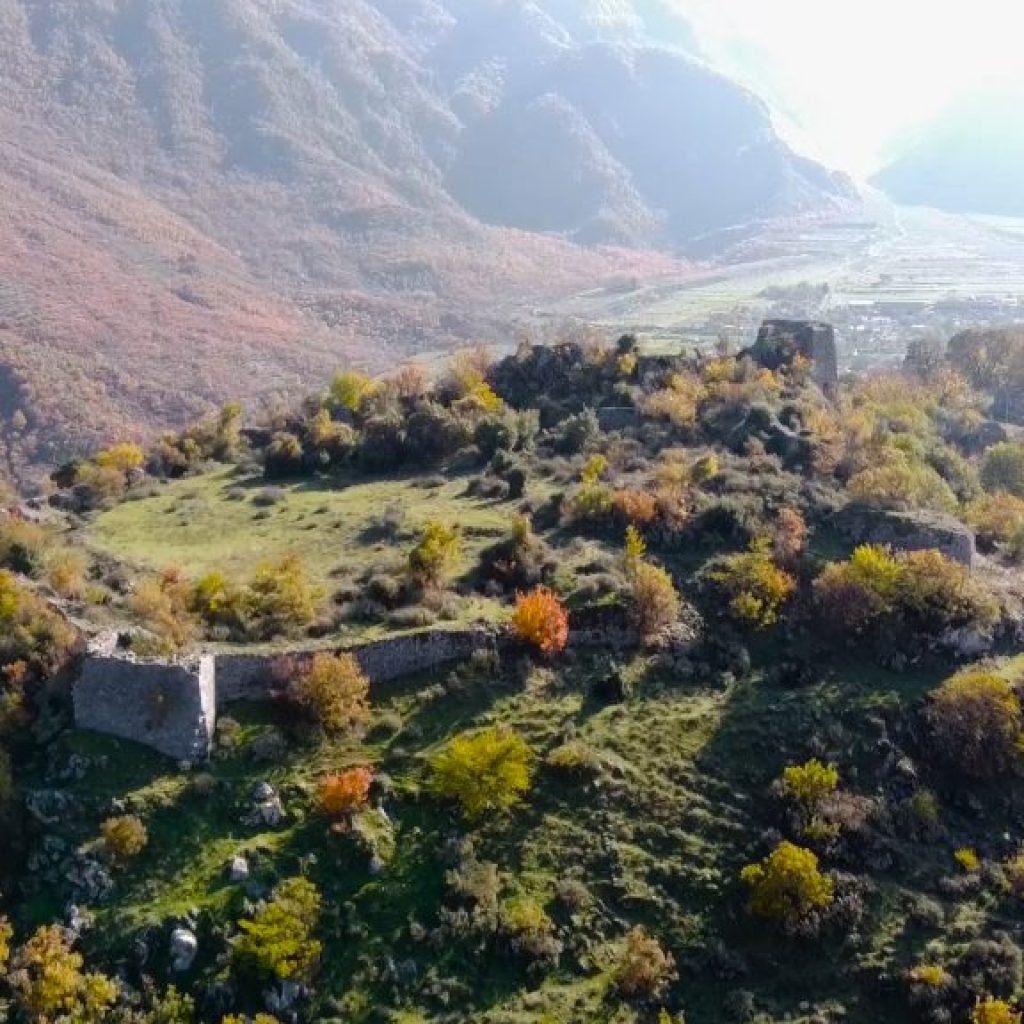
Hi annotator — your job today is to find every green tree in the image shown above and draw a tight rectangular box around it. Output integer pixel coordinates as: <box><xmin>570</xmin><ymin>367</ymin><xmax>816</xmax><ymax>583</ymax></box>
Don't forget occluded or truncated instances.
<box><xmin>431</xmin><ymin>727</ymin><xmax>534</xmax><ymax>819</ymax></box>
<box><xmin>233</xmin><ymin>878</ymin><xmax>322</xmax><ymax>983</ymax></box>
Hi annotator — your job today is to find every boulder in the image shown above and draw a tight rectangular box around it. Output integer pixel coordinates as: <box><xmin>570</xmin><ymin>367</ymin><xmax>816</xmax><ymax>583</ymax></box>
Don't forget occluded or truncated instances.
<box><xmin>743</xmin><ymin>319</ymin><xmax>839</xmax><ymax>389</ymax></box>
<box><xmin>229</xmin><ymin>855</ymin><xmax>250</xmax><ymax>883</ymax></box>
<box><xmin>830</xmin><ymin>503</ymin><xmax>977</xmax><ymax>569</ymax></box>
<box><xmin>170</xmin><ymin>927</ymin><xmax>198</xmax><ymax>972</ymax></box>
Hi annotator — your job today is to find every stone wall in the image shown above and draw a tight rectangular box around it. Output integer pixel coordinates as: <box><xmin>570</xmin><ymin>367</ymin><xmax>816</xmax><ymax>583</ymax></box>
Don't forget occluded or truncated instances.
<box><xmin>214</xmin><ymin>629</ymin><xmax>497</xmax><ymax>707</ymax></box>
<box><xmin>73</xmin><ymin>652</ymin><xmax>216</xmax><ymax>762</ymax></box>
<box><xmin>830</xmin><ymin>503</ymin><xmax>977</xmax><ymax>568</ymax></box>
<box><xmin>73</xmin><ymin>629</ymin><xmax>499</xmax><ymax>760</ymax></box>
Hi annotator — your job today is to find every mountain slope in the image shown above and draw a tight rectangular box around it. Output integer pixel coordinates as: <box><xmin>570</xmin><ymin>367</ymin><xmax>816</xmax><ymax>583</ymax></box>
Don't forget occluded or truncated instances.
<box><xmin>0</xmin><ymin>0</ymin><xmax>853</xmax><ymax>477</ymax></box>
<box><xmin>873</xmin><ymin>91</ymin><xmax>1024</xmax><ymax>216</ymax></box>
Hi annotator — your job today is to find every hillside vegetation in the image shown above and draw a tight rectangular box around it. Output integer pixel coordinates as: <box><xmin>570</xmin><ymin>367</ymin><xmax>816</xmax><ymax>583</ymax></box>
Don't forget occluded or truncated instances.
<box><xmin>6</xmin><ymin>327</ymin><xmax>1024</xmax><ymax>1023</ymax></box>
<box><xmin>0</xmin><ymin>0</ymin><xmax>854</xmax><ymax>478</ymax></box>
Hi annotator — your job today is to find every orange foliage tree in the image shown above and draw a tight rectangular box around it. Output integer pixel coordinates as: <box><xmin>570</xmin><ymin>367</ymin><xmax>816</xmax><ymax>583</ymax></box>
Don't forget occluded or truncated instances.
<box><xmin>512</xmin><ymin>587</ymin><xmax>569</xmax><ymax>654</ymax></box>
<box><xmin>319</xmin><ymin>766</ymin><xmax>373</xmax><ymax>817</ymax></box>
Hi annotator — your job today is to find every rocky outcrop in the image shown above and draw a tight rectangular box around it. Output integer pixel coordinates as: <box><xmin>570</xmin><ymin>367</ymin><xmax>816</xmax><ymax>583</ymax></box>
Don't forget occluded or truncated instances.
<box><xmin>830</xmin><ymin>503</ymin><xmax>977</xmax><ymax>569</ymax></box>
<box><xmin>744</xmin><ymin>320</ymin><xmax>839</xmax><ymax>390</ymax></box>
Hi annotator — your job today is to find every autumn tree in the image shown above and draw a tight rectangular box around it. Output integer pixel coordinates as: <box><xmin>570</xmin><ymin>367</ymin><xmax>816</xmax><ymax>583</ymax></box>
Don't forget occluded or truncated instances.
<box><xmin>232</xmin><ymin>877</ymin><xmax>322</xmax><ymax>983</ymax></box>
<box><xmin>511</xmin><ymin>587</ymin><xmax>569</xmax><ymax>654</ymax></box>
<box><xmin>319</xmin><ymin>766</ymin><xmax>373</xmax><ymax>817</ymax></box>
<box><xmin>7</xmin><ymin>924</ymin><xmax>118</xmax><ymax>1022</ymax></box>
<box><xmin>623</xmin><ymin>526</ymin><xmax>681</xmax><ymax>639</ymax></box>
<box><xmin>431</xmin><ymin>727</ymin><xmax>534</xmax><ymax>819</ymax></box>
<box><xmin>710</xmin><ymin>539</ymin><xmax>795</xmax><ymax>629</ymax></box>
<box><xmin>741</xmin><ymin>841</ymin><xmax>834</xmax><ymax>929</ymax></box>
<box><xmin>292</xmin><ymin>653</ymin><xmax>370</xmax><ymax>735</ymax></box>
<box><xmin>100</xmin><ymin>814</ymin><xmax>149</xmax><ymax>865</ymax></box>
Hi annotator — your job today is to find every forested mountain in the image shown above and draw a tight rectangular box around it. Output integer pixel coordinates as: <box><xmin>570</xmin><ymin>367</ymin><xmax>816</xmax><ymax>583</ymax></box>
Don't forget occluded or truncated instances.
<box><xmin>0</xmin><ymin>0</ymin><xmax>854</xmax><ymax>474</ymax></box>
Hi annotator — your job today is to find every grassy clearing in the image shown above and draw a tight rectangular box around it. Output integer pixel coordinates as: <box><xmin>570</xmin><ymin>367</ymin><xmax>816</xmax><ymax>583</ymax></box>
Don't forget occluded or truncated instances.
<box><xmin>86</xmin><ymin>467</ymin><xmax>519</xmax><ymax>587</ymax></box>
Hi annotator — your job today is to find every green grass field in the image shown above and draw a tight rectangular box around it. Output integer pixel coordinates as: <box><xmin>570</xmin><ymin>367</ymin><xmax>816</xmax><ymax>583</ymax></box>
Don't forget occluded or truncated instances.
<box><xmin>86</xmin><ymin>467</ymin><xmax>518</xmax><ymax>587</ymax></box>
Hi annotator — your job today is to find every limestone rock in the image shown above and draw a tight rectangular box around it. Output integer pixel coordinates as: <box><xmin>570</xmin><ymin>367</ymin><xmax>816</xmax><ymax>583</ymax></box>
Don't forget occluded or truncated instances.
<box><xmin>170</xmin><ymin>927</ymin><xmax>198</xmax><ymax>972</ymax></box>
<box><xmin>229</xmin><ymin>855</ymin><xmax>250</xmax><ymax>882</ymax></box>
<box><xmin>830</xmin><ymin>502</ymin><xmax>976</xmax><ymax>568</ymax></box>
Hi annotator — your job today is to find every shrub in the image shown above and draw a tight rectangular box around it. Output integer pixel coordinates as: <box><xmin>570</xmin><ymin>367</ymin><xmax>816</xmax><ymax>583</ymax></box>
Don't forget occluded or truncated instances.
<box><xmin>45</xmin><ymin>548</ymin><xmax>89</xmax><ymax>600</ymax></box>
<box><xmin>814</xmin><ymin>545</ymin><xmax>997</xmax><ymax>644</ymax></box>
<box><xmin>408</xmin><ymin>520</ymin><xmax>462</xmax><ymax>587</ymax></box>
<box><xmin>431</xmin><ymin>726</ymin><xmax>534</xmax><ymax>819</ymax></box>
<box><xmin>782</xmin><ymin>759</ymin><xmax>839</xmax><ymax>809</ymax></box>
<box><xmin>8</xmin><ymin>924</ymin><xmax>118</xmax><ymax>1021</ymax></box>
<box><xmin>0</xmin><ymin>914</ymin><xmax>10</xmax><ymax>971</ymax></box>
<box><xmin>612</xmin><ymin>488</ymin><xmax>659</xmax><ymax>526</ymax></box>
<box><xmin>710</xmin><ymin>540</ymin><xmax>796</xmax><ymax>629</ymax></box>
<box><xmin>233</xmin><ymin>877</ymin><xmax>322</xmax><ymax>983</ymax></box>
<box><xmin>292</xmin><ymin>653</ymin><xmax>370</xmax><ymax>735</ymax></box>
<box><xmin>319</xmin><ymin>766</ymin><xmax>373</xmax><ymax>817</ymax></box>
<box><xmin>0</xmin><ymin>570</ymin><xmax>78</xmax><ymax>681</ymax></box>
<box><xmin>925</xmin><ymin>671</ymin><xmax>1023</xmax><ymax>779</ymax></box>
<box><xmin>511</xmin><ymin>587</ymin><xmax>569</xmax><ymax>654</ymax></box>
<box><xmin>245</xmin><ymin>556</ymin><xmax>320</xmax><ymax>639</ymax></box>
<box><xmin>499</xmin><ymin>897</ymin><xmax>561</xmax><ymax>965</ymax></box>
<box><xmin>130</xmin><ymin>567</ymin><xmax>197</xmax><ymax>651</ymax></box>
<box><xmin>0</xmin><ymin>519</ymin><xmax>49</xmax><ymax>577</ymax></box>
<box><xmin>330</xmin><ymin>370</ymin><xmax>376</xmax><ymax>414</ymax></box>
<box><xmin>974</xmin><ymin>999</ymin><xmax>1023</xmax><ymax>1024</ymax></box>
<box><xmin>773</xmin><ymin>507</ymin><xmax>807</xmax><ymax>564</ymax></box>
<box><xmin>967</xmin><ymin>492</ymin><xmax>1024</xmax><ymax>548</ymax></box>
<box><xmin>956</xmin><ymin>848</ymin><xmax>982</xmax><ymax>873</ymax></box>
<box><xmin>741</xmin><ymin>841</ymin><xmax>834</xmax><ymax>927</ymax></box>
<box><xmin>191</xmin><ymin>571</ymin><xmax>245</xmax><ymax>633</ymax></box>
<box><xmin>263</xmin><ymin>432</ymin><xmax>306</xmax><ymax>479</ymax></box>
<box><xmin>614</xmin><ymin>926</ymin><xmax>675</xmax><ymax>999</ymax></box>
<box><xmin>983</xmin><ymin>443</ymin><xmax>1024</xmax><ymax>497</ymax></box>
<box><xmin>628</xmin><ymin>561</ymin><xmax>681</xmax><ymax>639</ymax></box>
<box><xmin>848</xmin><ymin>453</ymin><xmax>958</xmax><ymax>513</ymax></box>
<box><xmin>100</xmin><ymin>814</ymin><xmax>148</xmax><ymax>864</ymax></box>
<box><xmin>0</xmin><ymin>746</ymin><xmax>12</xmax><ymax>805</ymax></box>
<box><xmin>94</xmin><ymin>441</ymin><xmax>145</xmax><ymax>474</ymax></box>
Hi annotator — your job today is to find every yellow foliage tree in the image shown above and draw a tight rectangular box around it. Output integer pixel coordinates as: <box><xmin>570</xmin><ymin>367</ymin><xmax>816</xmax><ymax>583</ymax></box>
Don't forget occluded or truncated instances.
<box><xmin>511</xmin><ymin>587</ymin><xmax>569</xmax><ymax>654</ymax></box>
<box><xmin>293</xmin><ymin>653</ymin><xmax>370</xmax><ymax>735</ymax></box>
<box><xmin>8</xmin><ymin>925</ymin><xmax>118</xmax><ymax>1022</ymax></box>
<box><xmin>974</xmin><ymin>998</ymin><xmax>1023</xmax><ymax>1024</ymax></box>
<box><xmin>431</xmin><ymin>726</ymin><xmax>534</xmax><ymax>819</ymax></box>
<box><xmin>740</xmin><ymin>841</ymin><xmax>834</xmax><ymax>926</ymax></box>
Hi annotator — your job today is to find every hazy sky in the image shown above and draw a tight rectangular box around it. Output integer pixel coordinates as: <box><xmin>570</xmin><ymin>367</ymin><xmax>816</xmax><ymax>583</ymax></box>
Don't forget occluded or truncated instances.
<box><xmin>678</xmin><ymin>0</ymin><xmax>1024</xmax><ymax>177</ymax></box>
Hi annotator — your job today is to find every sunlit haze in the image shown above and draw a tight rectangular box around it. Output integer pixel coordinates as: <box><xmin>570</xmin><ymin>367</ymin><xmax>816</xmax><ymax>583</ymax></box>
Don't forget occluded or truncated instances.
<box><xmin>679</xmin><ymin>0</ymin><xmax>1024</xmax><ymax>177</ymax></box>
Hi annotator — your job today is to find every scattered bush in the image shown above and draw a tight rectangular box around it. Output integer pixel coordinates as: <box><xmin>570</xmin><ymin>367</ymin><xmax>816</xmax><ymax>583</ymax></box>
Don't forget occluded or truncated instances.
<box><xmin>982</xmin><ymin>443</ymin><xmax>1024</xmax><ymax>497</ymax></box>
<box><xmin>245</xmin><ymin>556</ymin><xmax>320</xmax><ymax>640</ymax></box>
<box><xmin>925</xmin><ymin>671</ymin><xmax>1023</xmax><ymax>779</ymax></box>
<box><xmin>431</xmin><ymin>727</ymin><xmax>534</xmax><ymax>819</ymax></box>
<box><xmin>100</xmin><ymin>815</ymin><xmax>148</xmax><ymax>865</ymax></box>
<box><xmin>292</xmin><ymin>654</ymin><xmax>370</xmax><ymax>735</ymax></box>
<box><xmin>974</xmin><ymin>999</ymin><xmax>1022</xmax><ymax>1024</ymax></box>
<box><xmin>511</xmin><ymin>587</ymin><xmax>569</xmax><ymax>655</ymax></box>
<box><xmin>408</xmin><ymin>520</ymin><xmax>462</xmax><ymax>587</ymax></box>
<box><xmin>814</xmin><ymin>545</ymin><xmax>997</xmax><ymax>646</ymax></box>
<box><xmin>741</xmin><ymin>841</ymin><xmax>834</xmax><ymax>929</ymax></box>
<box><xmin>627</xmin><ymin>560</ymin><xmax>681</xmax><ymax>639</ymax></box>
<box><xmin>782</xmin><ymin>759</ymin><xmax>839</xmax><ymax>810</ymax></box>
<box><xmin>614</xmin><ymin>926</ymin><xmax>675</xmax><ymax>999</ymax></box>
<box><xmin>956</xmin><ymin>848</ymin><xmax>982</xmax><ymax>873</ymax></box>
<box><xmin>130</xmin><ymin>567</ymin><xmax>197</xmax><ymax>652</ymax></box>
<box><xmin>319</xmin><ymin>766</ymin><xmax>373</xmax><ymax>817</ymax></box>
<box><xmin>709</xmin><ymin>540</ymin><xmax>796</xmax><ymax>629</ymax></box>
<box><xmin>8</xmin><ymin>924</ymin><xmax>118</xmax><ymax>1021</ymax></box>
<box><xmin>967</xmin><ymin>492</ymin><xmax>1024</xmax><ymax>551</ymax></box>
<box><xmin>232</xmin><ymin>877</ymin><xmax>322</xmax><ymax>983</ymax></box>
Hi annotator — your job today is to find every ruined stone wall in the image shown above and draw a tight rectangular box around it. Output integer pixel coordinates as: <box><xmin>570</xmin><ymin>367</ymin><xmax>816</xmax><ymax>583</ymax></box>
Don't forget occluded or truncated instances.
<box><xmin>214</xmin><ymin>629</ymin><xmax>496</xmax><ymax>707</ymax></box>
<box><xmin>831</xmin><ymin>503</ymin><xmax>977</xmax><ymax>568</ymax></box>
<box><xmin>73</xmin><ymin>653</ymin><xmax>216</xmax><ymax>762</ymax></box>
